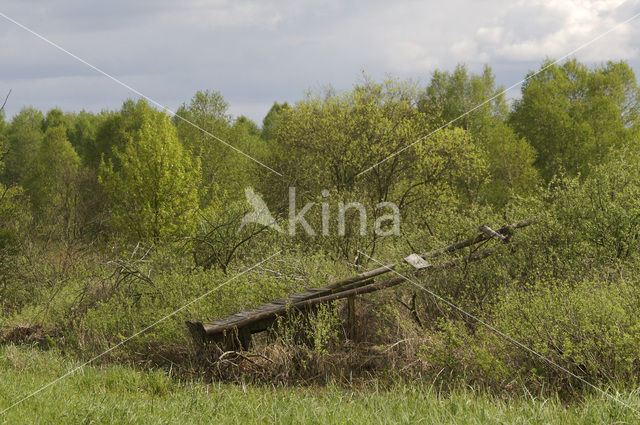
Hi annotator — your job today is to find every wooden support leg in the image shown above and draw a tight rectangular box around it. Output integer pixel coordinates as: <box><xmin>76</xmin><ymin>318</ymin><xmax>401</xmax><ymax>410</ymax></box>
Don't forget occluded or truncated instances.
<box><xmin>219</xmin><ymin>327</ymin><xmax>253</xmax><ymax>351</ymax></box>
<box><xmin>346</xmin><ymin>296</ymin><xmax>356</xmax><ymax>341</ymax></box>
<box><xmin>237</xmin><ymin>327</ymin><xmax>253</xmax><ymax>351</ymax></box>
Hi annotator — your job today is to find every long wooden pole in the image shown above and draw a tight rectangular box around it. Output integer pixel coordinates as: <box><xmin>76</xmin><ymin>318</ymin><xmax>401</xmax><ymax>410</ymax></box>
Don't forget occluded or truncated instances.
<box><xmin>326</xmin><ymin>217</ymin><xmax>535</xmax><ymax>290</ymax></box>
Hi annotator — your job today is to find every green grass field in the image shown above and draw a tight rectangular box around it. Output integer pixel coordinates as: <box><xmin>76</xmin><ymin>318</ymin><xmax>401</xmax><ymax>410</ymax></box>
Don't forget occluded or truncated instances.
<box><xmin>0</xmin><ymin>345</ymin><xmax>638</xmax><ymax>424</ymax></box>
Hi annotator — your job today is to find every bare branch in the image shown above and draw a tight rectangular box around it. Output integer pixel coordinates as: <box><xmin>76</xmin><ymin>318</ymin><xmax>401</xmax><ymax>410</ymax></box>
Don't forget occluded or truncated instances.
<box><xmin>0</xmin><ymin>89</ymin><xmax>11</xmax><ymax>114</ymax></box>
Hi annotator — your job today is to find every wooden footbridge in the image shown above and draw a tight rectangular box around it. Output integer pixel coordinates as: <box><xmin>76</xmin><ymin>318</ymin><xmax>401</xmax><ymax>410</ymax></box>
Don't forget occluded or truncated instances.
<box><xmin>186</xmin><ymin>218</ymin><xmax>535</xmax><ymax>350</ymax></box>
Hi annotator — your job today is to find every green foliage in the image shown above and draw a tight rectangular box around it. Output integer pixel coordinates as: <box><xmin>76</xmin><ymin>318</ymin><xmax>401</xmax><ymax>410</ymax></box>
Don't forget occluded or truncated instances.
<box><xmin>478</xmin><ymin>122</ymin><xmax>539</xmax><ymax>206</ymax></box>
<box><xmin>502</xmin><ymin>151</ymin><xmax>640</xmax><ymax>283</ymax></box>
<box><xmin>174</xmin><ymin>91</ymin><xmax>270</xmax><ymax>271</ymax></box>
<box><xmin>418</xmin><ymin>318</ymin><xmax>511</xmax><ymax>388</ymax></box>
<box><xmin>24</xmin><ymin>126</ymin><xmax>81</xmax><ymax>229</ymax></box>
<box><xmin>233</xmin><ymin>115</ymin><xmax>261</xmax><ymax>137</ymax></box>
<box><xmin>2</xmin><ymin>107</ymin><xmax>44</xmax><ymax>185</ymax></box>
<box><xmin>88</xmin><ymin>101</ymin><xmax>151</xmax><ymax>168</ymax></box>
<box><xmin>417</xmin><ymin>271</ymin><xmax>640</xmax><ymax>391</ymax></box>
<box><xmin>190</xmin><ymin>196</ymin><xmax>275</xmax><ymax>272</ymax></box>
<box><xmin>41</xmin><ymin>108</ymin><xmax>70</xmax><ymax>132</ymax></box>
<box><xmin>548</xmin><ymin>152</ymin><xmax>640</xmax><ymax>261</ymax></box>
<box><xmin>278</xmin><ymin>302</ymin><xmax>342</xmax><ymax>354</ymax></box>
<box><xmin>261</xmin><ymin>101</ymin><xmax>290</xmax><ymax>141</ymax></box>
<box><xmin>494</xmin><ymin>276</ymin><xmax>640</xmax><ymax>386</ymax></box>
<box><xmin>0</xmin><ymin>114</ymin><xmax>28</xmax><ymax>308</ymax></box>
<box><xmin>421</xmin><ymin>64</ymin><xmax>539</xmax><ymax>206</ymax></box>
<box><xmin>260</xmin><ymin>78</ymin><xmax>487</xmax><ymax>259</ymax></box>
<box><xmin>266</xmin><ymin>79</ymin><xmax>432</xmax><ymax>194</ymax></box>
<box><xmin>422</xmin><ymin>64</ymin><xmax>508</xmax><ymax>128</ymax></box>
<box><xmin>415</xmin><ymin>152</ymin><xmax>640</xmax><ymax>391</ymax></box>
<box><xmin>66</xmin><ymin>110</ymin><xmax>109</xmax><ymax>162</ymax></box>
<box><xmin>98</xmin><ymin>101</ymin><xmax>200</xmax><ymax>240</ymax></box>
<box><xmin>510</xmin><ymin>59</ymin><xmax>640</xmax><ymax>180</ymax></box>
<box><xmin>0</xmin><ymin>183</ymin><xmax>28</xmax><ymax>309</ymax></box>
<box><xmin>174</xmin><ymin>90</ymin><xmax>233</xmax><ymax>205</ymax></box>
<box><xmin>412</xmin><ymin>127</ymin><xmax>488</xmax><ymax>206</ymax></box>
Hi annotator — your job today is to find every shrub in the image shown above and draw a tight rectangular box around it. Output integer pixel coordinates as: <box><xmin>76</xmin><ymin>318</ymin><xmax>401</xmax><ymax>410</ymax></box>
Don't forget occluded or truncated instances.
<box><xmin>492</xmin><ymin>275</ymin><xmax>640</xmax><ymax>388</ymax></box>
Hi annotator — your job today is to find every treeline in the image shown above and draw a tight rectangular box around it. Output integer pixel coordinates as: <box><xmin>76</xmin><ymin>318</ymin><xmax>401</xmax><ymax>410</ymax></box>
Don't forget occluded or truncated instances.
<box><xmin>1</xmin><ymin>59</ymin><xmax>640</xmax><ymax>391</ymax></box>
<box><xmin>1</xmin><ymin>60</ymin><xmax>638</xmax><ymax>249</ymax></box>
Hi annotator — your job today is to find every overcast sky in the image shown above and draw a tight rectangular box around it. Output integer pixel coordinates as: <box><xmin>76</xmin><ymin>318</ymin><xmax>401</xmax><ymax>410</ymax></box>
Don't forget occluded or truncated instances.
<box><xmin>1</xmin><ymin>0</ymin><xmax>639</xmax><ymax>124</ymax></box>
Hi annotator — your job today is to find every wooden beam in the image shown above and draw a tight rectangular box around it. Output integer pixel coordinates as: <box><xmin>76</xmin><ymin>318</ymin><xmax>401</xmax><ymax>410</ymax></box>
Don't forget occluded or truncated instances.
<box><xmin>478</xmin><ymin>225</ymin><xmax>507</xmax><ymax>242</ymax></box>
<box><xmin>325</xmin><ymin>217</ymin><xmax>535</xmax><ymax>290</ymax></box>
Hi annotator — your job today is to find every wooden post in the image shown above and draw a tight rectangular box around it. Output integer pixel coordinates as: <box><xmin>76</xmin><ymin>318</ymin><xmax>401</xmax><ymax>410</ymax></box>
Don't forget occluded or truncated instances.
<box><xmin>237</xmin><ymin>327</ymin><xmax>253</xmax><ymax>350</ymax></box>
<box><xmin>346</xmin><ymin>296</ymin><xmax>356</xmax><ymax>341</ymax></box>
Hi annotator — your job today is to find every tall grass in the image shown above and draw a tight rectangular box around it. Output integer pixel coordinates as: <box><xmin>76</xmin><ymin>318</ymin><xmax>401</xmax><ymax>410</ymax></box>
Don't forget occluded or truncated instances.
<box><xmin>1</xmin><ymin>345</ymin><xmax>638</xmax><ymax>424</ymax></box>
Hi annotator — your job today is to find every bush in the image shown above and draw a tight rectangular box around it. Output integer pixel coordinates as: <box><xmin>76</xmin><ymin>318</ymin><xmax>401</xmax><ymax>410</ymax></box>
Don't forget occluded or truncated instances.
<box><xmin>493</xmin><ymin>275</ymin><xmax>640</xmax><ymax>388</ymax></box>
<box><xmin>417</xmin><ymin>271</ymin><xmax>640</xmax><ymax>394</ymax></box>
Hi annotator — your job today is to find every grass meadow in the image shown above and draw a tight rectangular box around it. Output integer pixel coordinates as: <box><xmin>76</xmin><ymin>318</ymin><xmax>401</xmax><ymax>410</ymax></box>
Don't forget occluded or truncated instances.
<box><xmin>1</xmin><ymin>345</ymin><xmax>638</xmax><ymax>424</ymax></box>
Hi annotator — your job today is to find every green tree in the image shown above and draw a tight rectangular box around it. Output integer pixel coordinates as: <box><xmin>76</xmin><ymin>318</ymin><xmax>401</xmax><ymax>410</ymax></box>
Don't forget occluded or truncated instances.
<box><xmin>175</xmin><ymin>93</ymin><xmax>270</xmax><ymax>271</ymax></box>
<box><xmin>0</xmin><ymin>106</ymin><xmax>29</xmax><ymax>306</ymax></box>
<box><xmin>99</xmin><ymin>101</ymin><xmax>200</xmax><ymax>240</ymax></box>
<box><xmin>66</xmin><ymin>110</ymin><xmax>109</xmax><ymax>163</ymax></box>
<box><xmin>24</xmin><ymin>126</ymin><xmax>81</xmax><ymax>232</ymax></box>
<box><xmin>41</xmin><ymin>108</ymin><xmax>69</xmax><ymax>132</ymax></box>
<box><xmin>261</xmin><ymin>102</ymin><xmax>290</xmax><ymax>142</ymax></box>
<box><xmin>267</xmin><ymin>78</ymin><xmax>484</xmax><ymax>203</ymax></box>
<box><xmin>422</xmin><ymin>64</ymin><xmax>508</xmax><ymax>130</ymax></box>
<box><xmin>2</xmin><ymin>107</ymin><xmax>44</xmax><ymax>185</ymax></box>
<box><xmin>233</xmin><ymin>115</ymin><xmax>260</xmax><ymax>137</ymax></box>
<box><xmin>174</xmin><ymin>90</ymin><xmax>230</xmax><ymax>156</ymax></box>
<box><xmin>87</xmin><ymin>101</ymin><xmax>156</xmax><ymax>168</ymax></box>
<box><xmin>261</xmin><ymin>78</ymin><xmax>486</xmax><ymax>259</ymax></box>
<box><xmin>421</xmin><ymin>64</ymin><xmax>539</xmax><ymax>206</ymax></box>
<box><xmin>174</xmin><ymin>90</ymin><xmax>235</xmax><ymax>205</ymax></box>
<box><xmin>0</xmin><ymin>179</ymin><xmax>27</xmax><ymax>309</ymax></box>
<box><xmin>510</xmin><ymin>59</ymin><xmax>640</xmax><ymax>180</ymax></box>
<box><xmin>478</xmin><ymin>123</ymin><xmax>538</xmax><ymax>206</ymax></box>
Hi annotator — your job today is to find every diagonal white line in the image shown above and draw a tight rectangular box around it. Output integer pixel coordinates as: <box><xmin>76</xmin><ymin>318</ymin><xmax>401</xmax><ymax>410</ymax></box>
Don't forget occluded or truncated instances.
<box><xmin>357</xmin><ymin>250</ymin><xmax>640</xmax><ymax>416</ymax></box>
<box><xmin>356</xmin><ymin>6</ymin><xmax>640</xmax><ymax>178</ymax></box>
<box><xmin>0</xmin><ymin>250</ymin><xmax>281</xmax><ymax>415</ymax></box>
<box><xmin>0</xmin><ymin>11</ymin><xmax>283</xmax><ymax>177</ymax></box>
